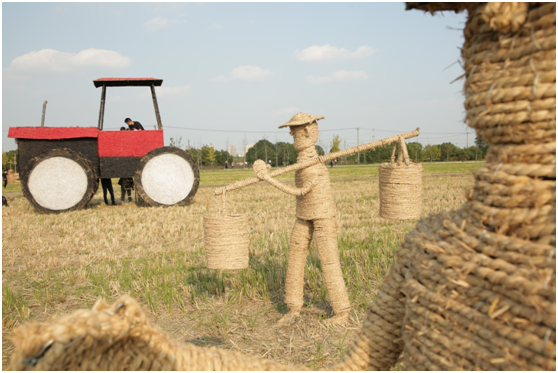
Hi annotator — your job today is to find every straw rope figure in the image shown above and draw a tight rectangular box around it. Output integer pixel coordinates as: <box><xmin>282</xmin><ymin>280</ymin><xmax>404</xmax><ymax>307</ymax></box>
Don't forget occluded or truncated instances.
<box><xmin>252</xmin><ymin>113</ymin><xmax>351</xmax><ymax>324</ymax></box>
<box><xmin>6</xmin><ymin>2</ymin><xmax>556</xmax><ymax>371</ymax></box>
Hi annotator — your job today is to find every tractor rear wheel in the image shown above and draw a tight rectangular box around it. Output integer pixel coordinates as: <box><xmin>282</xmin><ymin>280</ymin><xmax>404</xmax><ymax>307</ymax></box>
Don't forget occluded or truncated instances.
<box><xmin>22</xmin><ymin>148</ymin><xmax>97</xmax><ymax>214</ymax></box>
<box><xmin>134</xmin><ymin>147</ymin><xmax>199</xmax><ymax>207</ymax></box>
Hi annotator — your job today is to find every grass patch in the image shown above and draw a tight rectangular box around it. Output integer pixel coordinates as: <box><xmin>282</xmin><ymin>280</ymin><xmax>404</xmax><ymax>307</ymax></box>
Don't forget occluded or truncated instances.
<box><xmin>2</xmin><ymin>170</ymin><xmax>475</xmax><ymax>369</ymax></box>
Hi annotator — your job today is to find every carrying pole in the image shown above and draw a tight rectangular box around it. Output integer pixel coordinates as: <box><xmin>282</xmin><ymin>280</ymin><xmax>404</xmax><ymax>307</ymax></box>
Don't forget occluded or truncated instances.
<box><xmin>215</xmin><ymin>128</ymin><xmax>420</xmax><ymax>196</ymax></box>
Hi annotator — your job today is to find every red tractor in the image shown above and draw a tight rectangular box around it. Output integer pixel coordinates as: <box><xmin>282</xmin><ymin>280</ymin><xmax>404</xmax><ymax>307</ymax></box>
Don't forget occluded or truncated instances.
<box><xmin>8</xmin><ymin>77</ymin><xmax>200</xmax><ymax>214</ymax></box>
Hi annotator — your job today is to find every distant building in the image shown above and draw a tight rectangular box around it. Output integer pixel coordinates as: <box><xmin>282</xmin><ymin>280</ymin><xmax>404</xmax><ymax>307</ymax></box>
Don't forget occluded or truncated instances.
<box><xmin>228</xmin><ymin>145</ymin><xmax>237</xmax><ymax>157</ymax></box>
<box><xmin>244</xmin><ymin>144</ymin><xmax>254</xmax><ymax>155</ymax></box>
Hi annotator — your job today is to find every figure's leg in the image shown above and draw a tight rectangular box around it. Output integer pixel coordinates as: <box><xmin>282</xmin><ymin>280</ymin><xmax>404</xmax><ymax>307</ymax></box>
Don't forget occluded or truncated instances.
<box><xmin>127</xmin><ymin>180</ymin><xmax>133</xmax><ymax>202</ymax></box>
<box><xmin>121</xmin><ymin>184</ymin><xmax>126</xmax><ymax>203</ymax></box>
<box><xmin>280</xmin><ymin>218</ymin><xmax>313</xmax><ymax>323</ymax></box>
<box><xmin>314</xmin><ymin>218</ymin><xmax>351</xmax><ymax>322</ymax></box>
<box><xmin>101</xmin><ymin>181</ymin><xmax>109</xmax><ymax>205</ymax></box>
<box><xmin>108</xmin><ymin>182</ymin><xmax>116</xmax><ymax>205</ymax></box>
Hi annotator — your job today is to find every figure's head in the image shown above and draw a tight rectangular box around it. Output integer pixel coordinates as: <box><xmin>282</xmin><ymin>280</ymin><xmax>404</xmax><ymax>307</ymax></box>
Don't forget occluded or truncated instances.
<box><xmin>279</xmin><ymin>113</ymin><xmax>323</xmax><ymax>151</ymax></box>
<box><xmin>124</xmin><ymin>118</ymin><xmax>134</xmax><ymax>126</ymax></box>
<box><xmin>289</xmin><ymin>123</ymin><xmax>319</xmax><ymax>151</ymax></box>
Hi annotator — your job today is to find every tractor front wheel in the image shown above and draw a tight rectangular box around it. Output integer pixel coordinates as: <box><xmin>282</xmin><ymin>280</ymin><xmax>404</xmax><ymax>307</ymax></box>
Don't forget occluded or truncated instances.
<box><xmin>134</xmin><ymin>147</ymin><xmax>199</xmax><ymax>207</ymax></box>
<box><xmin>22</xmin><ymin>148</ymin><xmax>97</xmax><ymax>214</ymax></box>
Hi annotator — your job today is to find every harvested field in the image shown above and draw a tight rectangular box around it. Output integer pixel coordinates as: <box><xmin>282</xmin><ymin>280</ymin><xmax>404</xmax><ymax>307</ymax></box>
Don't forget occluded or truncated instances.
<box><xmin>2</xmin><ymin>163</ymin><xmax>480</xmax><ymax>369</ymax></box>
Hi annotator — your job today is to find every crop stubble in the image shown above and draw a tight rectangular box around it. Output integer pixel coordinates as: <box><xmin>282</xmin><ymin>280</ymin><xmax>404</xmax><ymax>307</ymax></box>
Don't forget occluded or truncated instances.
<box><xmin>2</xmin><ymin>167</ymin><xmax>475</xmax><ymax>369</ymax></box>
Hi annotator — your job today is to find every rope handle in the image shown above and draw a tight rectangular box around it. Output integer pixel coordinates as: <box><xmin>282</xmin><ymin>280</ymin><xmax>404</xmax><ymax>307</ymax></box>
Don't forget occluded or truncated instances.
<box><xmin>391</xmin><ymin>137</ymin><xmax>411</xmax><ymax>166</ymax></box>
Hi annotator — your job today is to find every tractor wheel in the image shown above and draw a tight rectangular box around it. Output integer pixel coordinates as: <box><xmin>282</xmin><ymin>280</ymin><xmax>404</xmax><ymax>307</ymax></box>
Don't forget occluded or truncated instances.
<box><xmin>134</xmin><ymin>147</ymin><xmax>199</xmax><ymax>207</ymax></box>
<box><xmin>22</xmin><ymin>148</ymin><xmax>97</xmax><ymax>214</ymax></box>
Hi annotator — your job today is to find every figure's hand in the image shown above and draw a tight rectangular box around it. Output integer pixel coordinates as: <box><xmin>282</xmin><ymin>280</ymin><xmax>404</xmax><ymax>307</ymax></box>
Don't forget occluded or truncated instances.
<box><xmin>253</xmin><ymin>160</ymin><xmax>270</xmax><ymax>180</ymax></box>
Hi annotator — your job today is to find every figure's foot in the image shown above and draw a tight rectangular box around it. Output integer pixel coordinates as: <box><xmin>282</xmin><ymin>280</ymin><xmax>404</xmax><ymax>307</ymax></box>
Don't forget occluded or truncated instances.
<box><xmin>322</xmin><ymin>311</ymin><xmax>350</xmax><ymax>325</ymax></box>
<box><xmin>277</xmin><ymin>310</ymin><xmax>301</xmax><ymax>325</ymax></box>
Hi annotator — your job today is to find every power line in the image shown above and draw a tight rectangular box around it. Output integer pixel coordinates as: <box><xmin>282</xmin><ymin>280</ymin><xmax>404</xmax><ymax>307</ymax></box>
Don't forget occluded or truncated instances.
<box><xmin>130</xmin><ymin>125</ymin><xmax>472</xmax><ymax>136</ymax></box>
<box><xmin>4</xmin><ymin>126</ymin><xmax>474</xmax><ymax>138</ymax></box>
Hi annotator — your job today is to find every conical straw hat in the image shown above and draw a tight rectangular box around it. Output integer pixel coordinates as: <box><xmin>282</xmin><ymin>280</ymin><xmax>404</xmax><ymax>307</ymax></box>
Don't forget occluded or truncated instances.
<box><xmin>278</xmin><ymin>112</ymin><xmax>324</xmax><ymax>128</ymax></box>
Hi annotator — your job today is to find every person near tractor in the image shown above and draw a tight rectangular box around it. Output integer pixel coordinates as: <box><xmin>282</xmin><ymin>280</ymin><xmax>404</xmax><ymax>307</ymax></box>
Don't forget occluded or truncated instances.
<box><xmin>124</xmin><ymin>118</ymin><xmax>144</xmax><ymax>131</ymax></box>
<box><xmin>2</xmin><ymin>171</ymin><xmax>8</xmax><ymax>188</ymax></box>
<box><xmin>252</xmin><ymin>112</ymin><xmax>350</xmax><ymax>324</ymax></box>
<box><xmin>100</xmin><ymin>178</ymin><xmax>117</xmax><ymax>205</ymax></box>
<box><xmin>117</xmin><ymin>126</ymin><xmax>134</xmax><ymax>203</ymax></box>
<box><xmin>118</xmin><ymin>178</ymin><xmax>133</xmax><ymax>203</ymax></box>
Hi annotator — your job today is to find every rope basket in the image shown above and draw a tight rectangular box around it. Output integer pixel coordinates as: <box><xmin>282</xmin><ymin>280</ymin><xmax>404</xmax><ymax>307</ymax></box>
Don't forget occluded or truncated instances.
<box><xmin>379</xmin><ymin>138</ymin><xmax>422</xmax><ymax>220</ymax></box>
<box><xmin>203</xmin><ymin>192</ymin><xmax>249</xmax><ymax>270</ymax></box>
<box><xmin>204</xmin><ymin>213</ymin><xmax>249</xmax><ymax>270</ymax></box>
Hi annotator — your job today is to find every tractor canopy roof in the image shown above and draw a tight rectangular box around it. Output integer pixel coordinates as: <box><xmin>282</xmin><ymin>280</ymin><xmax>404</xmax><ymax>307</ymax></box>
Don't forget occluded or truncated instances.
<box><xmin>93</xmin><ymin>78</ymin><xmax>163</xmax><ymax>88</ymax></box>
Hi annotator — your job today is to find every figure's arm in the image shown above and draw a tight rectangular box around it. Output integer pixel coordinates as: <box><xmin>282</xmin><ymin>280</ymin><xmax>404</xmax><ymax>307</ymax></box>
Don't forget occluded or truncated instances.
<box><xmin>253</xmin><ymin>160</ymin><xmax>314</xmax><ymax>197</ymax></box>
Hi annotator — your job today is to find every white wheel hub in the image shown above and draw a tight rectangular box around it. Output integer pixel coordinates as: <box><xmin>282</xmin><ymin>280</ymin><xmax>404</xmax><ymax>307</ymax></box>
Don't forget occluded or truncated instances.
<box><xmin>141</xmin><ymin>153</ymin><xmax>195</xmax><ymax>205</ymax></box>
<box><xmin>28</xmin><ymin>157</ymin><xmax>88</xmax><ymax>210</ymax></box>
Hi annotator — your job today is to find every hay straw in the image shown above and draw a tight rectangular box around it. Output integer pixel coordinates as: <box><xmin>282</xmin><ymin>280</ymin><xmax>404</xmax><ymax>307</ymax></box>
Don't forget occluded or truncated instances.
<box><xmin>7</xmin><ymin>3</ymin><xmax>556</xmax><ymax>371</ymax></box>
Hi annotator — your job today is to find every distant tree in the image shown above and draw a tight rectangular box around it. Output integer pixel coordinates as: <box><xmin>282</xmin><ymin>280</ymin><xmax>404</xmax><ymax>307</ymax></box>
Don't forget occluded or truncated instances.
<box><xmin>201</xmin><ymin>145</ymin><xmax>217</xmax><ymax>166</ymax></box>
<box><xmin>185</xmin><ymin>148</ymin><xmax>201</xmax><ymax>166</ymax></box>
<box><xmin>474</xmin><ymin>137</ymin><xmax>489</xmax><ymax>160</ymax></box>
<box><xmin>215</xmin><ymin>150</ymin><xmax>233</xmax><ymax>166</ymax></box>
<box><xmin>2</xmin><ymin>150</ymin><xmax>17</xmax><ymax>171</ymax></box>
<box><xmin>406</xmin><ymin>142</ymin><xmax>423</xmax><ymax>162</ymax></box>
<box><xmin>424</xmin><ymin>145</ymin><xmax>441</xmax><ymax>162</ymax></box>
<box><xmin>440</xmin><ymin>142</ymin><xmax>459</xmax><ymax>161</ymax></box>
<box><xmin>330</xmin><ymin>135</ymin><xmax>342</xmax><ymax>153</ymax></box>
<box><xmin>246</xmin><ymin>139</ymin><xmax>275</xmax><ymax>165</ymax></box>
<box><xmin>274</xmin><ymin>142</ymin><xmax>297</xmax><ymax>166</ymax></box>
<box><xmin>169</xmin><ymin>136</ymin><xmax>184</xmax><ymax>149</ymax></box>
<box><xmin>457</xmin><ymin>146</ymin><xmax>478</xmax><ymax>161</ymax></box>
<box><xmin>315</xmin><ymin>145</ymin><xmax>325</xmax><ymax>156</ymax></box>
<box><xmin>364</xmin><ymin>144</ymin><xmax>393</xmax><ymax>164</ymax></box>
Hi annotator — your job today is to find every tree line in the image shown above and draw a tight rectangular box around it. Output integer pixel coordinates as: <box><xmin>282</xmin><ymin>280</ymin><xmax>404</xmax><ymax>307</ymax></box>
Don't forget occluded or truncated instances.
<box><xmin>1</xmin><ymin>136</ymin><xmax>489</xmax><ymax>171</ymax></box>
<box><xmin>173</xmin><ymin>135</ymin><xmax>489</xmax><ymax>167</ymax></box>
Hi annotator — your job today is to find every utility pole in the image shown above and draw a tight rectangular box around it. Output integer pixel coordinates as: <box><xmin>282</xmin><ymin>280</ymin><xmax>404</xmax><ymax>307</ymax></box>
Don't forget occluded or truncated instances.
<box><xmin>466</xmin><ymin>132</ymin><xmax>469</xmax><ymax>148</ymax></box>
<box><xmin>275</xmin><ymin>135</ymin><xmax>278</xmax><ymax>167</ymax></box>
<box><xmin>344</xmin><ymin>139</ymin><xmax>347</xmax><ymax>165</ymax></box>
<box><xmin>356</xmin><ymin>127</ymin><xmax>360</xmax><ymax>164</ymax></box>
<box><xmin>263</xmin><ymin>135</ymin><xmax>268</xmax><ymax>164</ymax></box>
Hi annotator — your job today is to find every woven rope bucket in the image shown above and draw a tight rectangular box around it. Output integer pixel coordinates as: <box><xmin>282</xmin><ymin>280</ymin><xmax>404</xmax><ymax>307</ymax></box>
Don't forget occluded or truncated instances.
<box><xmin>379</xmin><ymin>138</ymin><xmax>422</xmax><ymax>220</ymax></box>
<box><xmin>203</xmin><ymin>193</ymin><xmax>249</xmax><ymax>270</ymax></box>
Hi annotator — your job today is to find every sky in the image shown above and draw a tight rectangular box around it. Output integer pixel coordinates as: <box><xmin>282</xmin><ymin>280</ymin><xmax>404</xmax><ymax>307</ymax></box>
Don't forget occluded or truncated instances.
<box><xmin>2</xmin><ymin>1</ymin><xmax>471</xmax><ymax>155</ymax></box>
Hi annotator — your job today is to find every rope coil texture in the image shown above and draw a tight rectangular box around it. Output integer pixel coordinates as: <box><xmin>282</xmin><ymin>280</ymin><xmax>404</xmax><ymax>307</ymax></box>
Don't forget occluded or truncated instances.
<box><xmin>204</xmin><ymin>213</ymin><xmax>249</xmax><ymax>270</ymax></box>
<box><xmin>379</xmin><ymin>137</ymin><xmax>423</xmax><ymax>220</ymax></box>
<box><xmin>7</xmin><ymin>2</ymin><xmax>556</xmax><ymax>371</ymax></box>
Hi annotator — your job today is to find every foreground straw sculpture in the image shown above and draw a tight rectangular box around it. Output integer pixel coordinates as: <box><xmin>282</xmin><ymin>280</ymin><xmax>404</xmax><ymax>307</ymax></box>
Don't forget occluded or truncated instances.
<box><xmin>7</xmin><ymin>2</ymin><xmax>555</xmax><ymax>370</ymax></box>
